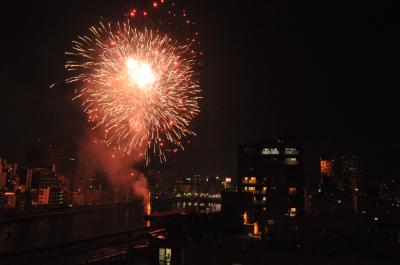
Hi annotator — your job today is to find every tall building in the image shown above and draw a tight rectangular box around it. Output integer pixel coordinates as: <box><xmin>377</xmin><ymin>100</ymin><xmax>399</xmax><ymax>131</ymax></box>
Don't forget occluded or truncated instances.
<box><xmin>26</xmin><ymin>168</ymin><xmax>33</xmax><ymax>190</ymax></box>
<box><xmin>1</xmin><ymin>162</ymin><xmax>16</xmax><ymax>191</ymax></box>
<box><xmin>238</xmin><ymin>138</ymin><xmax>303</xmax><ymax>235</ymax></box>
<box><xmin>0</xmin><ymin>161</ymin><xmax>6</xmax><ymax>189</ymax></box>
<box><xmin>38</xmin><ymin>187</ymin><xmax>50</xmax><ymax>204</ymax></box>
<box><xmin>319</xmin><ymin>152</ymin><xmax>363</xmax><ymax>191</ymax></box>
<box><xmin>48</xmin><ymin>186</ymin><xmax>66</xmax><ymax>206</ymax></box>
<box><xmin>47</xmin><ymin>145</ymin><xmax>64</xmax><ymax>167</ymax></box>
<box><xmin>25</xmin><ymin>143</ymin><xmax>66</xmax><ymax>171</ymax></box>
<box><xmin>314</xmin><ymin>152</ymin><xmax>364</xmax><ymax>216</ymax></box>
<box><xmin>1</xmin><ymin>192</ymin><xmax>16</xmax><ymax>209</ymax></box>
<box><xmin>341</xmin><ymin>151</ymin><xmax>362</xmax><ymax>188</ymax></box>
<box><xmin>25</xmin><ymin>144</ymin><xmax>48</xmax><ymax>168</ymax></box>
<box><xmin>35</xmin><ymin>169</ymin><xmax>57</xmax><ymax>189</ymax></box>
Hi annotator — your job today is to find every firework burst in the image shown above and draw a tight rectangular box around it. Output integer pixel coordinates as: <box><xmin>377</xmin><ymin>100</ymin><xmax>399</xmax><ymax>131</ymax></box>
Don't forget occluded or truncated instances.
<box><xmin>66</xmin><ymin>19</ymin><xmax>200</xmax><ymax>163</ymax></box>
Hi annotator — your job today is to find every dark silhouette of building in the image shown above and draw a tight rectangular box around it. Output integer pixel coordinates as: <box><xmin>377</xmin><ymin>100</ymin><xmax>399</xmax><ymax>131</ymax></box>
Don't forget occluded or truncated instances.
<box><xmin>25</xmin><ymin>145</ymin><xmax>48</xmax><ymax>168</ymax></box>
<box><xmin>25</xmin><ymin>143</ymin><xmax>66</xmax><ymax>171</ymax></box>
<box><xmin>238</xmin><ymin>138</ymin><xmax>304</xmax><ymax>235</ymax></box>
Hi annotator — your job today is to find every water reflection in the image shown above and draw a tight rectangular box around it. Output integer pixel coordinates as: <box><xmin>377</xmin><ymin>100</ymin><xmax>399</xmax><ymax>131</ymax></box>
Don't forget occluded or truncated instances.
<box><xmin>0</xmin><ymin>200</ymin><xmax>220</xmax><ymax>253</ymax></box>
<box><xmin>152</xmin><ymin>200</ymin><xmax>221</xmax><ymax>214</ymax></box>
<box><xmin>0</xmin><ymin>205</ymin><xmax>144</xmax><ymax>253</ymax></box>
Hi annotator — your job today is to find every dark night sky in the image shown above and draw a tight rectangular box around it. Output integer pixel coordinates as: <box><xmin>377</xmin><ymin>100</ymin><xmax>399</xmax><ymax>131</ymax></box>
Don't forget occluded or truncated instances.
<box><xmin>1</xmin><ymin>0</ymin><xmax>400</xmax><ymax>181</ymax></box>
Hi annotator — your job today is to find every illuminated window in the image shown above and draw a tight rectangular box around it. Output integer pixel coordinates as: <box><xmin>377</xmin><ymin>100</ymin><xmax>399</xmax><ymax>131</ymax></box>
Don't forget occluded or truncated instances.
<box><xmin>288</xmin><ymin>187</ymin><xmax>297</xmax><ymax>194</ymax></box>
<box><xmin>242</xmin><ymin>177</ymin><xmax>249</xmax><ymax>183</ymax></box>
<box><xmin>159</xmin><ymin>248</ymin><xmax>172</xmax><ymax>264</ymax></box>
<box><xmin>249</xmin><ymin>177</ymin><xmax>257</xmax><ymax>184</ymax></box>
<box><xmin>244</xmin><ymin>186</ymin><xmax>256</xmax><ymax>193</ymax></box>
<box><xmin>284</xmin><ymin>148</ymin><xmax>299</xmax><ymax>155</ymax></box>
<box><xmin>267</xmin><ymin>219</ymin><xmax>275</xmax><ymax>225</ymax></box>
<box><xmin>253</xmin><ymin>222</ymin><xmax>259</xmax><ymax>235</ymax></box>
<box><xmin>289</xmin><ymin>207</ymin><xmax>297</xmax><ymax>217</ymax></box>
<box><xmin>285</xmin><ymin>158</ymin><xmax>299</xmax><ymax>165</ymax></box>
<box><xmin>262</xmin><ymin>187</ymin><xmax>267</xmax><ymax>194</ymax></box>
<box><xmin>262</xmin><ymin>196</ymin><xmax>266</xmax><ymax>201</ymax></box>
<box><xmin>261</xmin><ymin>148</ymin><xmax>279</xmax><ymax>155</ymax></box>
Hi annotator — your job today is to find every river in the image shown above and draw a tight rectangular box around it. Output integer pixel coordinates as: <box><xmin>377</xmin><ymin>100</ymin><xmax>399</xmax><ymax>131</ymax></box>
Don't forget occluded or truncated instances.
<box><xmin>0</xmin><ymin>204</ymin><xmax>144</xmax><ymax>253</ymax></box>
<box><xmin>0</xmin><ymin>200</ymin><xmax>221</xmax><ymax>254</ymax></box>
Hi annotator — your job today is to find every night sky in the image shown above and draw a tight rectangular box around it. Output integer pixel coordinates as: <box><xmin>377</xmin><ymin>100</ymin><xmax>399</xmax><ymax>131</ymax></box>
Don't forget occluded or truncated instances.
<box><xmin>1</xmin><ymin>1</ymin><xmax>399</xmax><ymax>181</ymax></box>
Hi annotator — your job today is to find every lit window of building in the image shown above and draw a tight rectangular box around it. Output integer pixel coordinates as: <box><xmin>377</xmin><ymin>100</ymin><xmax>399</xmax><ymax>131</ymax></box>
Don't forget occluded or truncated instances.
<box><xmin>249</xmin><ymin>177</ymin><xmax>257</xmax><ymax>184</ymax></box>
<box><xmin>242</xmin><ymin>177</ymin><xmax>249</xmax><ymax>183</ymax></box>
<box><xmin>243</xmin><ymin>186</ymin><xmax>256</xmax><ymax>193</ymax></box>
<box><xmin>262</xmin><ymin>186</ymin><xmax>267</xmax><ymax>194</ymax></box>
<box><xmin>159</xmin><ymin>248</ymin><xmax>172</xmax><ymax>264</ymax></box>
<box><xmin>224</xmin><ymin>177</ymin><xmax>232</xmax><ymax>190</ymax></box>
<box><xmin>284</xmin><ymin>157</ymin><xmax>298</xmax><ymax>165</ymax></box>
<box><xmin>262</xmin><ymin>196</ymin><xmax>266</xmax><ymax>201</ymax></box>
<box><xmin>284</xmin><ymin>147</ymin><xmax>299</xmax><ymax>155</ymax></box>
<box><xmin>289</xmin><ymin>207</ymin><xmax>297</xmax><ymax>217</ymax></box>
<box><xmin>288</xmin><ymin>187</ymin><xmax>297</xmax><ymax>194</ymax></box>
<box><xmin>261</xmin><ymin>148</ymin><xmax>279</xmax><ymax>155</ymax></box>
<box><xmin>254</xmin><ymin>222</ymin><xmax>259</xmax><ymax>235</ymax></box>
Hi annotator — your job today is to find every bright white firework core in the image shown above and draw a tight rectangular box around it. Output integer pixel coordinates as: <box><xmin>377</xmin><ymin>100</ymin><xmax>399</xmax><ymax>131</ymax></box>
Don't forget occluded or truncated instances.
<box><xmin>126</xmin><ymin>57</ymin><xmax>155</xmax><ymax>90</ymax></box>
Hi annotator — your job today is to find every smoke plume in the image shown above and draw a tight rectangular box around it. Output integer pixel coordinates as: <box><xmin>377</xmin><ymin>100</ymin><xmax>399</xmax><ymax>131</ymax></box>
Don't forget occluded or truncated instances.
<box><xmin>76</xmin><ymin>133</ymin><xmax>149</xmax><ymax>205</ymax></box>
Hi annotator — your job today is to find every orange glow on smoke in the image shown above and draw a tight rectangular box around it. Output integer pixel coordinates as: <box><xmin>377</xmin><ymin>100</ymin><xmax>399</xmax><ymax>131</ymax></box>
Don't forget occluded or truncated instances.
<box><xmin>145</xmin><ymin>199</ymin><xmax>151</xmax><ymax>215</ymax></box>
